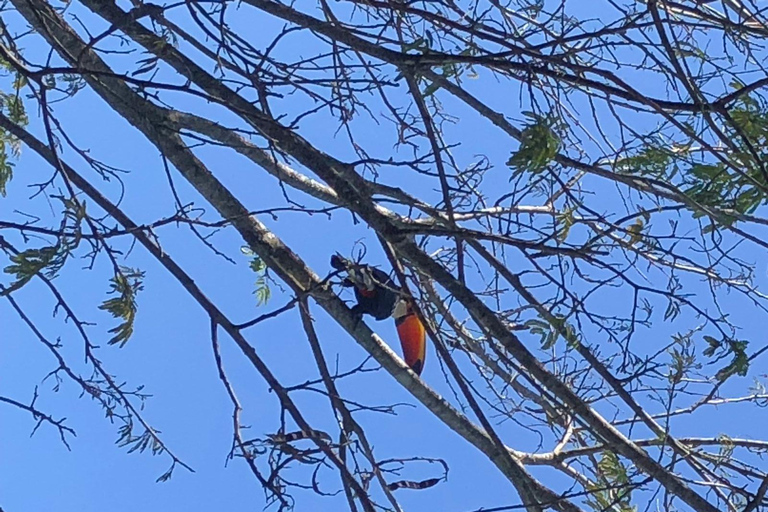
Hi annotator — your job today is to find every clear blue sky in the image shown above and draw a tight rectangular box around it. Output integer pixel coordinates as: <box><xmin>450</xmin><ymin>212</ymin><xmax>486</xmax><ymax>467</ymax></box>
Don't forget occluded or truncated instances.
<box><xmin>2</xmin><ymin>2</ymin><xmax>768</xmax><ymax>512</ymax></box>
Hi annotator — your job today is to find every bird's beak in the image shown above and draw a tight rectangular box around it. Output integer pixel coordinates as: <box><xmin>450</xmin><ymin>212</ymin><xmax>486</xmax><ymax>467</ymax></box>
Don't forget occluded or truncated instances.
<box><xmin>392</xmin><ymin>298</ymin><xmax>408</xmax><ymax>319</ymax></box>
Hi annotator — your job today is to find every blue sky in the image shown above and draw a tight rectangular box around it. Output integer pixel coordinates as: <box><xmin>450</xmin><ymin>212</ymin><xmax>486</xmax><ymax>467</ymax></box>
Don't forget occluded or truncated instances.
<box><xmin>0</xmin><ymin>4</ymin><xmax>517</xmax><ymax>510</ymax></box>
<box><xmin>3</xmin><ymin>1</ymin><xmax>768</xmax><ymax>512</ymax></box>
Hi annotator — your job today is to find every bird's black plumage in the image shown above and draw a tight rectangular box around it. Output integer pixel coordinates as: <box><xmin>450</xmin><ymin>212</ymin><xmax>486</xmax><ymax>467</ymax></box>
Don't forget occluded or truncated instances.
<box><xmin>331</xmin><ymin>254</ymin><xmax>398</xmax><ymax>321</ymax></box>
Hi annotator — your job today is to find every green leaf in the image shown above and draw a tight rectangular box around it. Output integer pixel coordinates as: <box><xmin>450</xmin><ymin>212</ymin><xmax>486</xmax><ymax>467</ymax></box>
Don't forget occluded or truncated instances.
<box><xmin>701</xmin><ymin>334</ymin><xmax>750</xmax><ymax>382</ymax></box>
<box><xmin>715</xmin><ymin>340</ymin><xmax>750</xmax><ymax>381</ymax></box>
<box><xmin>422</xmin><ymin>80</ymin><xmax>441</xmax><ymax>98</ymax></box>
<box><xmin>663</xmin><ymin>298</ymin><xmax>680</xmax><ymax>322</ymax></box>
<box><xmin>556</xmin><ymin>207</ymin><xmax>575</xmax><ymax>243</ymax></box>
<box><xmin>133</xmin><ymin>56</ymin><xmax>159</xmax><ymax>77</ymax></box>
<box><xmin>526</xmin><ymin>315</ymin><xmax>579</xmax><ymax>350</ymax></box>
<box><xmin>401</xmin><ymin>37</ymin><xmax>427</xmax><ymax>53</ymax></box>
<box><xmin>242</xmin><ymin>246</ymin><xmax>270</xmax><ymax>305</ymax></box>
<box><xmin>598</xmin><ymin>451</ymin><xmax>629</xmax><ymax>485</ymax></box>
<box><xmin>3</xmin><ymin>242</ymin><xmax>71</xmax><ymax>293</ymax></box>
<box><xmin>0</xmin><ymin>134</ymin><xmax>14</xmax><ymax>196</ymax></box>
<box><xmin>4</xmin><ymin>94</ymin><xmax>27</xmax><ymax>126</ymax></box>
<box><xmin>616</xmin><ymin>144</ymin><xmax>673</xmax><ymax>178</ymax></box>
<box><xmin>702</xmin><ymin>335</ymin><xmax>721</xmax><ymax>357</ymax></box>
<box><xmin>585</xmin><ymin>451</ymin><xmax>637</xmax><ymax>512</ymax></box>
<box><xmin>249</xmin><ymin>255</ymin><xmax>266</xmax><ymax>274</ymax></box>
<box><xmin>506</xmin><ymin>113</ymin><xmax>563</xmax><ymax>175</ymax></box>
<box><xmin>99</xmin><ymin>266</ymin><xmax>145</xmax><ymax>347</ymax></box>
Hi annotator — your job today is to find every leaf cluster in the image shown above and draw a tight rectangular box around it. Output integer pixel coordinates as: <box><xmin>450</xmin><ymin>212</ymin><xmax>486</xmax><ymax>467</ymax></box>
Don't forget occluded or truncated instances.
<box><xmin>585</xmin><ymin>451</ymin><xmax>637</xmax><ymax>512</ymax></box>
<box><xmin>99</xmin><ymin>266</ymin><xmax>145</xmax><ymax>347</ymax></box>
<box><xmin>703</xmin><ymin>335</ymin><xmax>749</xmax><ymax>381</ymax></box>
<box><xmin>507</xmin><ymin>112</ymin><xmax>563</xmax><ymax>175</ymax></box>
<box><xmin>0</xmin><ymin>57</ymin><xmax>28</xmax><ymax>196</ymax></box>
<box><xmin>242</xmin><ymin>246</ymin><xmax>271</xmax><ymax>306</ymax></box>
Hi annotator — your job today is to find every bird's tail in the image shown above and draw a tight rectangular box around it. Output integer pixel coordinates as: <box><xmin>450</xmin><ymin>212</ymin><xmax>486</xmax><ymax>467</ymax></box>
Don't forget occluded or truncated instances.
<box><xmin>394</xmin><ymin>300</ymin><xmax>427</xmax><ymax>375</ymax></box>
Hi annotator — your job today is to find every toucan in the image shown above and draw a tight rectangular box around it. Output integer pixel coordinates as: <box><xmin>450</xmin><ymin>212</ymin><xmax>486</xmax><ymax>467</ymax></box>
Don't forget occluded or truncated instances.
<box><xmin>330</xmin><ymin>254</ymin><xmax>398</xmax><ymax>320</ymax></box>
<box><xmin>330</xmin><ymin>254</ymin><xmax>427</xmax><ymax>375</ymax></box>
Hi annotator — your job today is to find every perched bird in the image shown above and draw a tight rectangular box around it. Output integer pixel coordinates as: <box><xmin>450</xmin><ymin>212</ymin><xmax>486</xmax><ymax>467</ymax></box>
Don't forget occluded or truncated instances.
<box><xmin>330</xmin><ymin>254</ymin><xmax>398</xmax><ymax>321</ymax></box>
<box><xmin>331</xmin><ymin>254</ymin><xmax>427</xmax><ymax>375</ymax></box>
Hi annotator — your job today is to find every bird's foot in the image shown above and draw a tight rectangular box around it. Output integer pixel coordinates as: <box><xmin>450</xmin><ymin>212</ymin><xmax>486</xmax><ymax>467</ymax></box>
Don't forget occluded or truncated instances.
<box><xmin>350</xmin><ymin>305</ymin><xmax>365</xmax><ymax>330</ymax></box>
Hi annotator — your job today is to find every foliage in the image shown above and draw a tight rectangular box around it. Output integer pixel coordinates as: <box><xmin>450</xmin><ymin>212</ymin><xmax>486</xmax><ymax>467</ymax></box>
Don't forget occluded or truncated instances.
<box><xmin>0</xmin><ymin>55</ymin><xmax>27</xmax><ymax>196</ymax></box>
<box><xmin>99</xmin><ymin>267</ymin><xmax>145</xmax><ymax>347</ymax></box>
<box><xmin>585</xmin><ymin>452</ymin><xmax>637</xmax><ymax>512</ymax></box>
<box><xmin>242</xmin><ymin>246</ymin><xmax>271</xmax><ymax>306</ymax></box>
<box><xmin>5</xmin><ymin>1</ymin><xmax>768</xmax><ymax>511</ymax></box>
<box><xmin>507</xmin><ymin>112</ymin><xmax>563</xmax><ymax>175</ymax></box>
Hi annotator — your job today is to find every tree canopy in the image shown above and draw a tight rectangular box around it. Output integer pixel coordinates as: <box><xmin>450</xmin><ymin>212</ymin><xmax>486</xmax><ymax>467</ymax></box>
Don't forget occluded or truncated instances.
<box><xmin>3</xmin><ymin>1</ymin><xmax>768</xmax><ymax>512</ymax></box>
